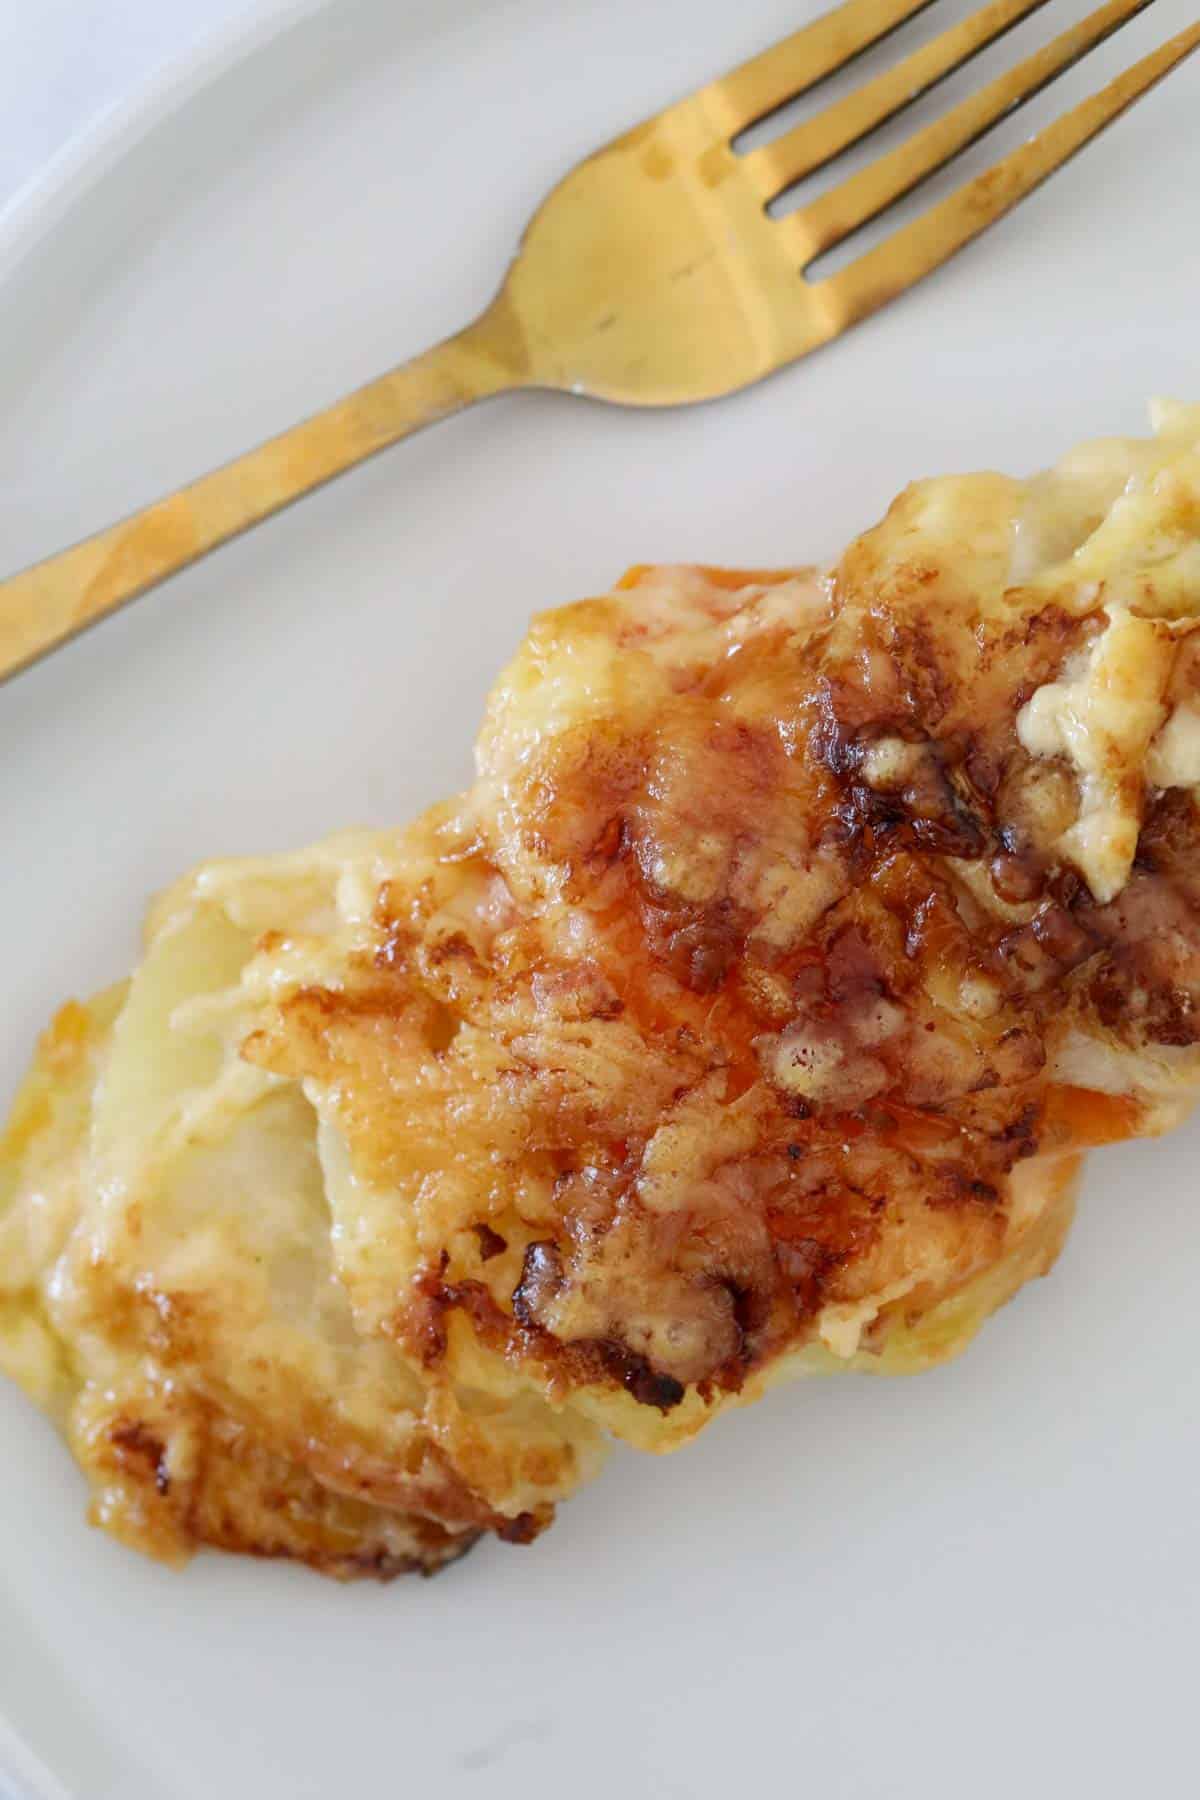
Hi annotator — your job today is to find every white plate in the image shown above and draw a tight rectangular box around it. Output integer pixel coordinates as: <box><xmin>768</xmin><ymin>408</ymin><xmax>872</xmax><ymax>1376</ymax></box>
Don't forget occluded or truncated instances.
<box><xmin>1</xmin><ymin>2</ymin><xmax>1197</xmax><ymax>1795</ymax></box>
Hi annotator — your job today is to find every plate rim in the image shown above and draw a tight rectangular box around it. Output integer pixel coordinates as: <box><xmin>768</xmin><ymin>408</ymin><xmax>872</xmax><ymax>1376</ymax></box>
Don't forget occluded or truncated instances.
<box><xmin>0</xmin><ymin>1716</ymin><xmax>71</xmax><ymax>1800</ymax></box>
<box><xmin>0</xmin><ymin>0</ymin><xmax>327</xmax><ymax>288</ymax></box>
<box><xmin>0</xmin><ymin>13</ymin><xmax>357</xmax><ymax>1792</ymax></box>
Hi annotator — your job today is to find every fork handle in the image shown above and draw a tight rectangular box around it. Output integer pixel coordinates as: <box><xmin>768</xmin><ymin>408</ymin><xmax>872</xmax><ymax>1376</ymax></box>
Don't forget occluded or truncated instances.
<box><xmin>0</xmin><ymin>307</ymin><xmax>522</xmax><ymax>684</ymax></box>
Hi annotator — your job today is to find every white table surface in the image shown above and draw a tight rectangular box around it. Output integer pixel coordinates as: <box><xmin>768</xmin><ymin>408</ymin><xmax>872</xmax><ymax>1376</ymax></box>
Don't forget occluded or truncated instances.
<box><xmin>0</xmin><ymin>0</ymin><xmax>259</xmax><ymax>215</ymax></box>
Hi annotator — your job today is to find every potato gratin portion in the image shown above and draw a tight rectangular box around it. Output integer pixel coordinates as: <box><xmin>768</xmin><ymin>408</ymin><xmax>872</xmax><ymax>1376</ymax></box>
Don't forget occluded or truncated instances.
<box><xmin>4</xmin><ymin>402</ymin><xmax>1200</xmax><ymax>1578</ymax></box>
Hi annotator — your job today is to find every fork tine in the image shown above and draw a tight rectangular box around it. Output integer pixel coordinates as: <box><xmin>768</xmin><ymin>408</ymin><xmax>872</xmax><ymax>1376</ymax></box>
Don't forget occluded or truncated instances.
<box><xmin>704</xmin><ymin>0</ymin><xmax>936</xmax><ymax>140</ymax></box>
<box><xmin>807</xmin><ymin>21</ymin><xmax>1200</xmax><ymax>337</ymax></box>
<box><xmin>779</xmin><ymin>0</ymin><xmax>1155</xmax><ymax>265</ymax></box>
<box><xmin>742</xmin><ymin>0</ymin><xmax>1054</xmax><ymax>204</ymax></box>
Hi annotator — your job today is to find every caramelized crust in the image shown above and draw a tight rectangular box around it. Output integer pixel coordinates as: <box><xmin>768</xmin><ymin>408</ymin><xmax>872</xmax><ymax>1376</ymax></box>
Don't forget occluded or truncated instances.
<box><xmin>4</xmin><ymin>402</ymin><xmax>1200</xmax><ymax>1574</ymax></box>
<box><xmin>78</xmin><ymin>1387</ymin><xmax>480</xmax><ymax>1580</ymax></box>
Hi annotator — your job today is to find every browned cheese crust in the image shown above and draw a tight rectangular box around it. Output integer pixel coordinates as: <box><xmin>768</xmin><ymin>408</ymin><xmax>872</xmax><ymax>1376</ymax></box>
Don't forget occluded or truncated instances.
<box><xmin>4</xmin><ymin>403</ymin><xmax>1199</xmax><ymax>1573</ymax></box>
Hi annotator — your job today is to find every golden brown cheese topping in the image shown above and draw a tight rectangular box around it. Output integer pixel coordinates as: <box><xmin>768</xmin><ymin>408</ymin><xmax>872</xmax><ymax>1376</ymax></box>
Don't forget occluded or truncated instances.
<box><xmin>3</xmin><ymin>402</ymin><xmax>1200</xmax><ymax>1576</ymax></box>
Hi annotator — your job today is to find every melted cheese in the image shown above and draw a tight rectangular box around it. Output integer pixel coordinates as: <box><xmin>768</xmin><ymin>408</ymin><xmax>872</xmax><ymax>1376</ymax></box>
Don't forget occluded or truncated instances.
<box><xmin>5</xmin><ymin>402</ymin><xmax>1200</xmax><ymax>1578</ymax></box>
<box><xmin>1016</xmin><ymin>608</ymin><xmax>1172</xmax><ymax>902</ymax></box>
<box><xmin>1014</xmin><ymin>403</ymin><xmax>1200</xmax><ymax>901</ymax></box>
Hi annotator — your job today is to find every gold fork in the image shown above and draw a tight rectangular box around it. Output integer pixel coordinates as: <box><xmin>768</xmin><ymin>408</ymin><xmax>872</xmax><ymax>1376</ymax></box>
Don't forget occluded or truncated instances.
<box><xmin>2</xmin><ymin>0</ymin><xmax>1195</xmax><ymax>683</ymax></box>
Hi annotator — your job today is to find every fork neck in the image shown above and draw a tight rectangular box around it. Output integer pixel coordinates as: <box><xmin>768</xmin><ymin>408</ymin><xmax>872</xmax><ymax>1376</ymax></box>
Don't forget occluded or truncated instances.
<box><xmin>410</xmin><ymin>294</ymin><xmax>533</xmax><ymax>416</ymax></box>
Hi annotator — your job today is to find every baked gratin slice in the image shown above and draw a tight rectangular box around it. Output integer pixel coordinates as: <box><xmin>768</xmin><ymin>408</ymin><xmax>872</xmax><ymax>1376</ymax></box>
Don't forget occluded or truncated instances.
<box><xmin>4</xmin><ymin>400</ymin><xmax>1200</xmax><ymax>1578</ymax></box>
